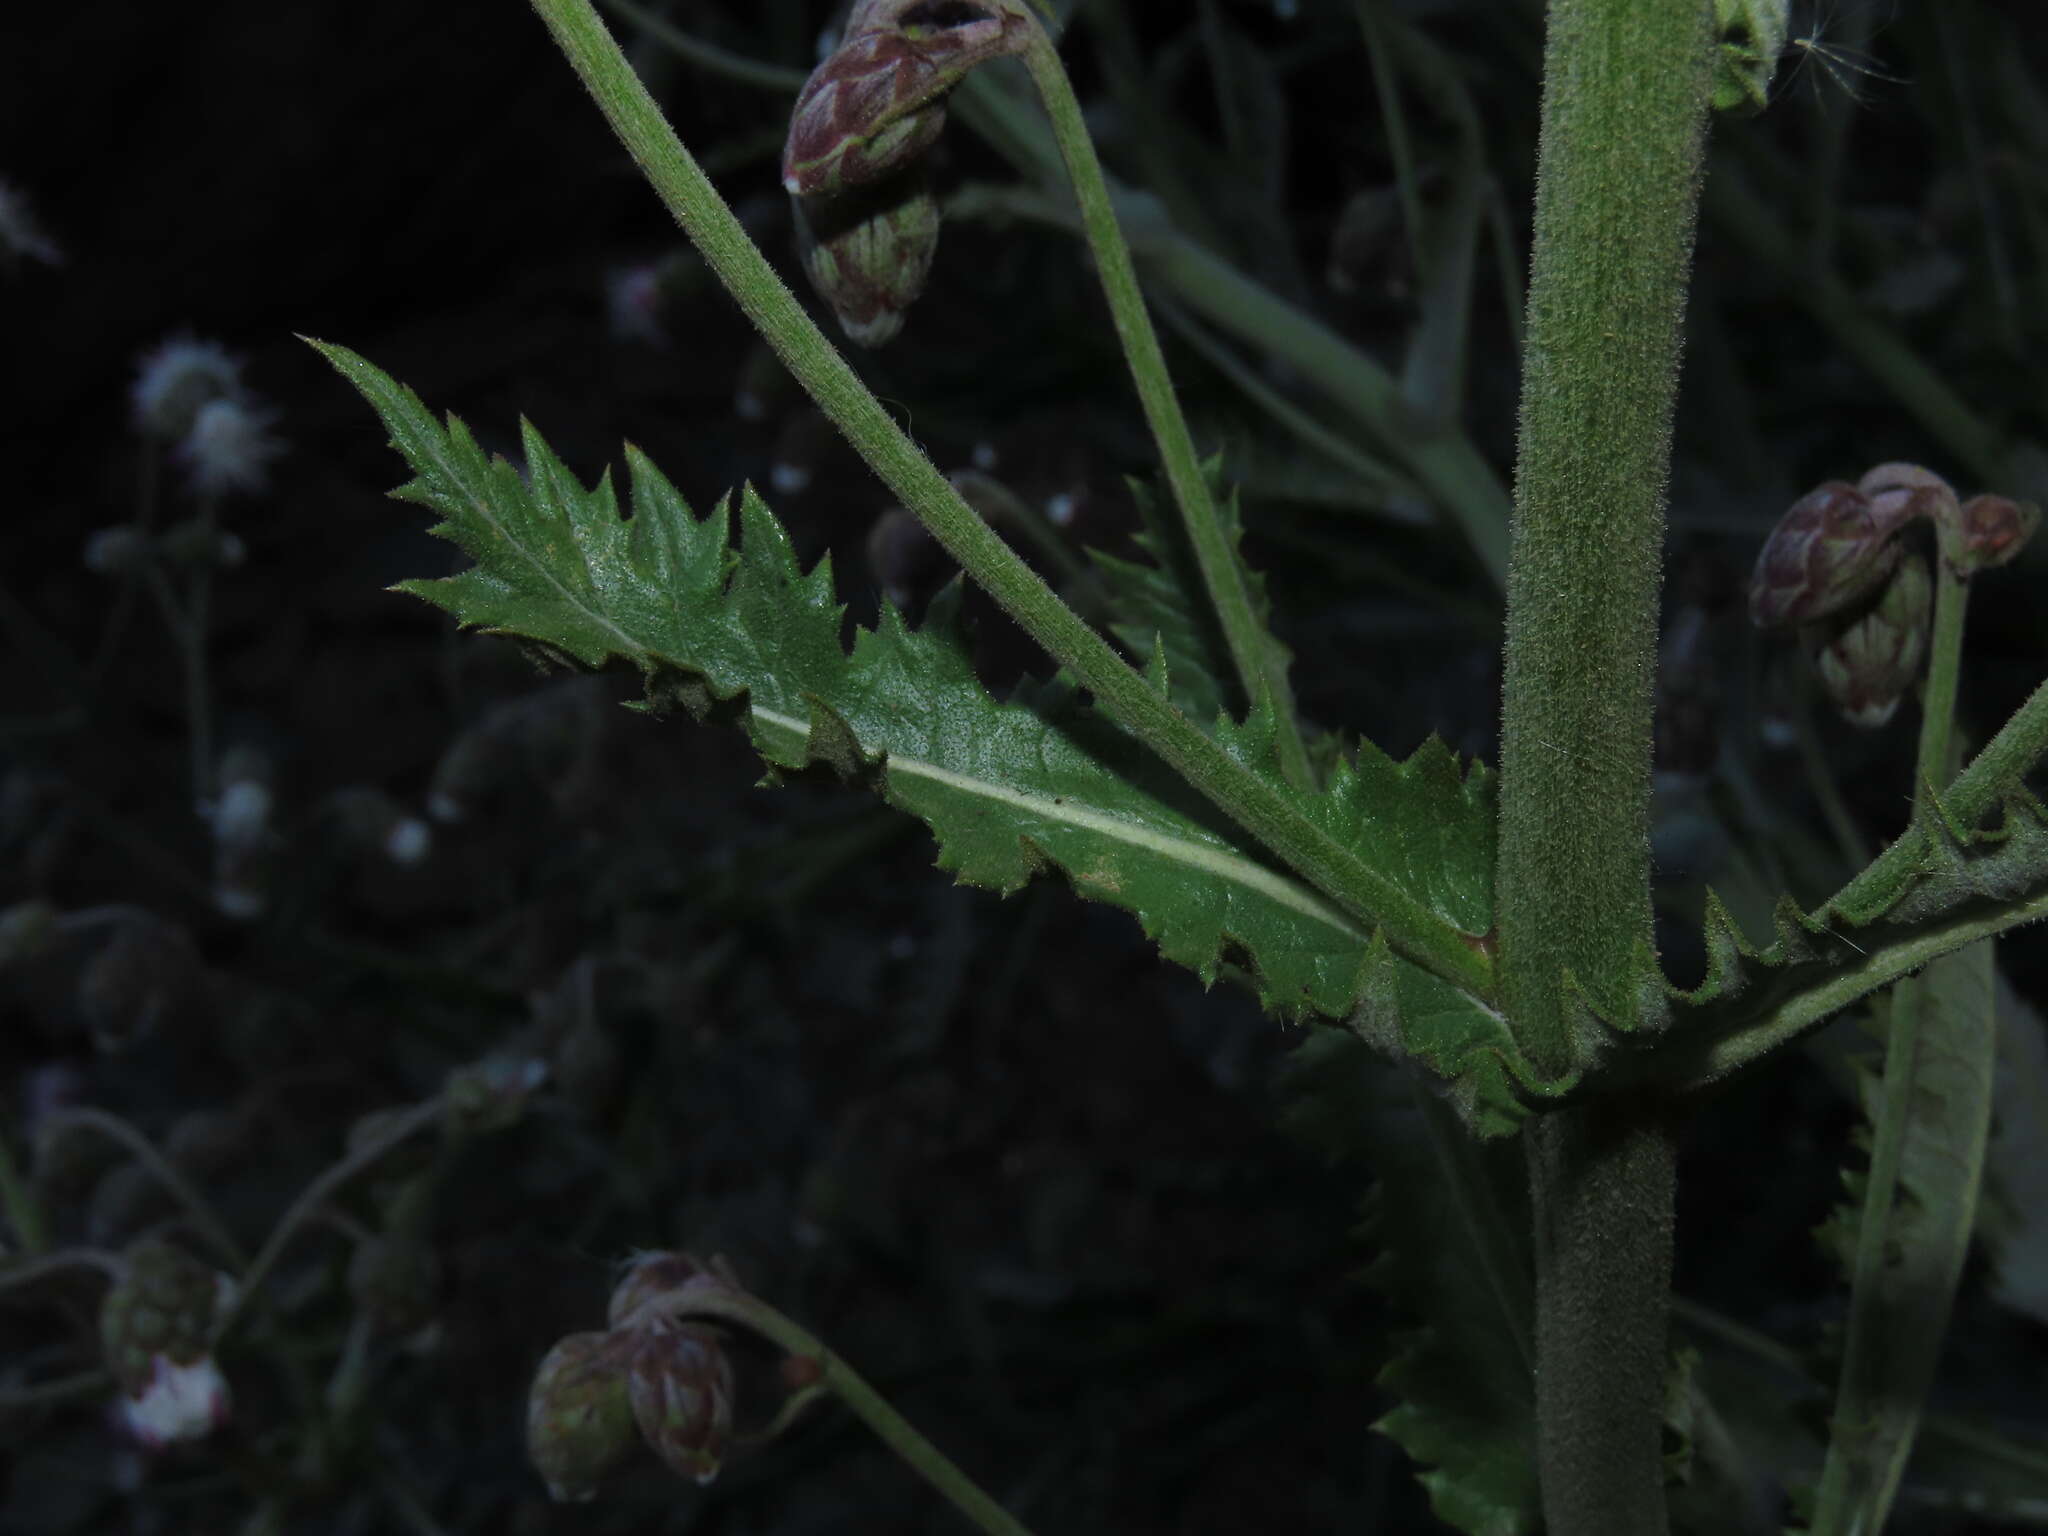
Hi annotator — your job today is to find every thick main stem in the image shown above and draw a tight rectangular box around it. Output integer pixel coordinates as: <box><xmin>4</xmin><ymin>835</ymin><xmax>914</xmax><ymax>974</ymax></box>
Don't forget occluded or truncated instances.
<box><xmin>1498</xmin><ymin>2</ymin><xmax>1715</xmax><ymax>1531</ymax></box>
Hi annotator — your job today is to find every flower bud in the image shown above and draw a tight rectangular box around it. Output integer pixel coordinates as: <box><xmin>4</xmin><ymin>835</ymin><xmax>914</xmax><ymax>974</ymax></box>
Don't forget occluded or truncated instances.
<box><xmin>1811</xmin><ymin>550</ymin><xmax>1933</xmax><ymax>729</ymax></box>
<box><xmin>100</xmin><ymin>1239</ymin><xmax>234</xmax><ymax>1449</ymax></box>
<box><xmin>625</xmin><ymin>1322</ymin><xmax>734</xmax><ymax>1486</ymax></box>
<box><xmin>526</xmin><ymin>1331</ymin><xmax>640</xmax><ymax>1503</ymax></box>
<box><xmin>1954</xmin><ymin>493</ymin><xmax>2040</xmax><ymax>573</ymax></box>
<box><xmin>796</xmin><ymin>173</ymin><xmax>940</xmax><ymax>348</ymax></box>
<box><xmin>782</xmin><ymin>0</ymin><xmax>1031</xmax><ymax>198</ymax></box>
<box><xmin>445</xmin><ymin>1053</ymin><xmax>548</xmax><ymax>1137</ymax></box>
<box><xmin>1748</xmin><ymin>480</ymin><xmax>1913</xmax><ymax>628</ymax></box>
<box><xmin>608</xmin><ymin>1250</ymin><xmax>725</xmax><ymax>1331</ymax></box>
<box><xmin>348</xmin><ymin>1232</ymin><xmax>440</xmax><ymax>1335</ymax></box>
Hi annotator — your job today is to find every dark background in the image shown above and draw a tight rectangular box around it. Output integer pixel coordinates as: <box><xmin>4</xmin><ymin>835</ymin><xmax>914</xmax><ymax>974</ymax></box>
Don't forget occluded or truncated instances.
<box><xmin>4</xmin><ymin>1</ymin><xmax>2048</xmax><ymax>1532</ymax></box>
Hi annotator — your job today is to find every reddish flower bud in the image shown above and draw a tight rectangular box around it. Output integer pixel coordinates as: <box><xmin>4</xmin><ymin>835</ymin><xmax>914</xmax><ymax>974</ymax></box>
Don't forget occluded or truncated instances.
<box><xmin>1811</xmin><ymin>550</ymin><xmax>1933</xmax><ymax>729</ymax></box>
<box><xmin>625</xmin><ymin>1322</ymin><xmax>735</xmax><ymax>1486</ymax></box>
<box><xmin>608</xmin><ymin>1250</ymin><xmax>725</xmax><ymax>1331</ymax></box>
<box><xmin>1749</xmin><ymin>480</ymin><xmax>1919</xmax><ymax>629</ymax></box>
<box><xmin>782</xmin><ymin>0</ymin><xmax>1032</xmax><ymax>198</ymax></box>
<box><xmin>1954</xmin><ymin>493</ymin><xmax>2040</xmax><ymax>573</ymax></box>
<box><xmin>526</xmin><ymin>1331</ymin><xmax>639</xmax><ymax>1503</ymax></box>
<box><xmin>796</xmin><ymin>175</ymin><xmax>940</xmax><ymax>348</ymax></box>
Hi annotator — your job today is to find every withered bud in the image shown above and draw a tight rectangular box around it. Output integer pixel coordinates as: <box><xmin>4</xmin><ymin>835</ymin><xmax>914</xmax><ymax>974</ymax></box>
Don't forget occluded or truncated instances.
<box><xmin>782</xmin><ymin>0</ymin><xmax>1033</xmax><ymax>198</ymax></box>
<box><xmin>625</xmin><ymin>1322</ymin><xmax>735</xmax><ymax>1486</ymax></box>
<box><xmin>796</xmin><ymin>173</ymin><xmax>940</xmax><ymax>348</ymax></box>
<box><xmin>1955</xmin><ymin>493</ymin><xmax>2040</xmax><ymax>573</ymax></box>
<box><xmin>1811</xmin><ymin>550</ymin><xmax>1933</xmax><ymax>730</ymax></box>
<box><xmin>1748</xmin><ymin>480</ymin><xmax>1914</xmax><ymax>628</ymax></box>
<box><xmin>526</xmin><ymin>1331</ymin><xmax>640</xmax><ymax>1503</ymax></box>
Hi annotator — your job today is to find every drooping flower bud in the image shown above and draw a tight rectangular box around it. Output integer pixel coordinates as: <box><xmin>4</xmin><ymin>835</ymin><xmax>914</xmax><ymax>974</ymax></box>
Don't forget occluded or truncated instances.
<box><xmin>608</xmin><ymin>1250</ymin><xmax>728</xmax><ymax>1331</ymax></box>
<box><xmin>444</xmin><ymin>1052</ymin><xmax>548</xmax><ymax>1137</ymax></box>
<box><xmin>1811</xmin><ymin>550</ymin><xmax>1933</xmax><ymax>729</ymax></box>
<box><xmin>1954</xmin><ymin>493</ymin><xmax>2040</xmax><ymax>573</ymax></box>
<box><xmin>1747</xmin><ymin>480</ymin><xmax>1915</xmax><ymax>628</ymax></box>
<box><xmin>100</xmin><ymin>1239</ymin><xmax>234</xmax><ymax>1450</ymax></box>
<box><xmin>625</xmin><ymin>1322</ymin><xmax>735</xmax><ymax>1486</ymax></box>
<box><xmin>782</xmin><ymin>0</ymin><xmax>1033</xmax><ymax>198</ymax></box>
<box><xmin>526</xmin><ymin>1330</ymin><xmax>640</xmax><ymax>1503</ymax></box>
<box><xmin>796</xmin><ymin>173</ymin><xmax>941</xmax><ymax>348</ymax></box>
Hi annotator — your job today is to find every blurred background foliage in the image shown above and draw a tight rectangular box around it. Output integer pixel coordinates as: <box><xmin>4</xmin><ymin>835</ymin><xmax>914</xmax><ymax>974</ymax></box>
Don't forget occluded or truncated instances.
<box><xmin>2</xmin><ymin>0</ymin><xmax>2046</xmax><ymax>1531</ymax></box>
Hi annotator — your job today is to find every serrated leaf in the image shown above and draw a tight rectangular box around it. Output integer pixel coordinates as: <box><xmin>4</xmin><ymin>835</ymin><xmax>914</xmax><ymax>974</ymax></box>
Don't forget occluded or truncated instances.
<box><xmin>1089</xmin><ymin>457</ymin><xmax>1293</xmax><ymax>735</ymax></box>
<box><xmin>1279</xmin><ymin>1027</ymin><xmax>1539</xmax><ymax>1535</ymax></box>
<box><xmin>1802</xmin><ymin>936</ymin><xmax>1995</xmax><ymax>1535</ymax></box>
<box><xmin>315</xmin><ymin>340</ymin><xmax>1537</xmax><ymax>1130</ymax></box>
<box><xmin>1572</xmin><ymin>789</ymin><xmax>2048</xmax><ymax>1100</ymax></box>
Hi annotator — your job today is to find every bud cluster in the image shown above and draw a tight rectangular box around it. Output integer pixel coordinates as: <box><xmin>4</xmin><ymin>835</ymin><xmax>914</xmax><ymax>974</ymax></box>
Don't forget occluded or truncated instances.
<box><xmin>99</xmin><ymin>1239</ymin><xmax>234</xmax><ymax>1451</ymax></box>
<box><xmin>782</xmin><ymin>1</ymin><xmax>1033</xmax><ymax>346</ymax></box>
<box><xmin>1748</xmin><ymin>462</ymin><xmax>2040</xmax><ymax>728</ymax></box>
<box><xmin>525</xmin><ymin>1251</ymin><xmax>737</xmax><ymax>1503</ymax></box>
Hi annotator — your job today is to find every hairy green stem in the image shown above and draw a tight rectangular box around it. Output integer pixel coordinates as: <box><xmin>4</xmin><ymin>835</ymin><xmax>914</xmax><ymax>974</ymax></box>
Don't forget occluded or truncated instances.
<box><xmin>1527</xmin><ymin>1105</ymin><xmax>1678</xmax><ymax>1536</ymax></box>
<box><xmin>1500</xmin><ymin>2</ymin><xmax>1715</xmax><ymax>1530</ymax></box>
<box><xmin>631</xmin><ymin>1283</ymin><xmax>1036</xmax><ymax>1536</ymax></box>
<box><xmin>527</xmin><ymin>0</ymin><xmax>1492</xmax><ymax>997</ymax></box>
<box><xmin>1016</xmin><ymin>19</ymin><xmax>1313</xmax><ymax>790</ymax></box>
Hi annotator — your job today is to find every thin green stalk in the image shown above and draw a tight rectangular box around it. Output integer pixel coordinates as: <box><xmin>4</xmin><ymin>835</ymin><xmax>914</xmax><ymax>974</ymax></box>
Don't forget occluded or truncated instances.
<box><xmin>949</xmin><ymin>73</ymin><xmax>1514</xmax><ymax>588</ymax></box>
<box><xmin>1015</xmin><ymin>20</ymin><xmax>1314</xmax><ymax>791</ymax></box>
<box><xmin>1810</xmin><ymin>527</ymin><xmax>1996</xmax><ymax>1536</ymax></box>
<box><xmin>629</xmin><ymin>1283</ymin><xmax>1037</xmax><ymax>1536</ymax></box>
<box><xmin>1499</xmin><ymin>4</ymin><xmax>1716</xmax><ymax>1532</ymax></box>
<box><xmin>44</xmin><ymin>1108</ymin><xmax>247</xmax><ymax>1273</ymax></box>
<box><xmin>1354</xmin><ymin>1</ymin><xmax>1429</xmax><ymax>278</ymax></box>
<box><xmin>215</xmin><ymin>1097</ymin><xmax>443</xmax><ymax>1344</ymax></box>
<box><xmin>0</xmin><ymin>1246</ymin><xmax>126</xmax><ymax>1295</ymax></box>
<box><xmin>526</xmin><ymin>0</ymin><xmax>1493</xmax><ymax>998</ymax></box>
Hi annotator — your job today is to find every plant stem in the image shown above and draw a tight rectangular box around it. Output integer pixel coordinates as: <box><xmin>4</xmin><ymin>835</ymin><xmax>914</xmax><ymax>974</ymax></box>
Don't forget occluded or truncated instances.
<box><xmin>526</xmin><ymin>0</ymin><xmax>1493</xmax><ymax>997</ymax></box>
<box><xmin>1014</xmin><ymin>21</ymin><xmax>1313</xmax><ymax>790</ymax></box>
<box><xmin>592</xmin><ymin>0</ymin><xmax>810</xmax><ymax>94</ymax></box>
<box><xmin>0</xmin><ymin>1130</ymin><xmax>49</xmax><ymax>1253</ymax></box>
<box><xmin>1526</xmin><ymin>1104</ymin><xmax>1678</xmax><ymax>1536</ymax></box>
<box><xmin>43</xmin><ymin>1107</ymin><xmax>247</xmax><ymax>1273</ymax></box>
<box><xmin>1499</xmin><ymin>2</ymin><xmax>1715</xmax><ymax>1531</ymax></box>
<box><xmin>949</xmin><ymin>74</ymin><xmax>1515</xmax><ymax>588</ymax></box>
<box><xmin>632</xmin><ymin>1283</ymin><xmax>1037</xmax><ymax>1536</ymax></box>
<box><xmin>215</xmin><ymin>1097</ymin><xmax>443</xmax><ymax>1344</ymax></box>
<box><xmin>0</xmin><ymin>1246</ymin><xmax>127</xmax><ymax>1295</ymax></box>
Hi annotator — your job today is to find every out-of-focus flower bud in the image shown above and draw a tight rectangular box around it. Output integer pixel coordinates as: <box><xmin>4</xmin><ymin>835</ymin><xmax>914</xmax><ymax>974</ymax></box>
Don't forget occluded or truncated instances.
<box><xmin>78</xmin><ymin>913</ymin><xmax>203</xmax><ymax>1053</ymax></box>
<box><xmin>796</xmin><ymin>173</ymin><xmax>940</xmax><ymax>348</ymax></box>
<box><xmin>0</xmin><ymin>179</ymin><xmax>64</xmax><ymax>270</ymax></box>
<box><xmin>782</xmin><ymin>0</ymin><xmax>1031</xmax><ymax>198</ymax></box>
<box><xmin>734</xmin><ymin>339</ymin><xmax>798</xmax><ymax>424</ymax></box>
<box><xmin>165</xmin><ymin>1108</ymin><xmax>249</xmax><ymax>1180</ymax></box>
<box><xmin>132</xmin><ymin>336</ymin><xmax>245</xmax><ymax>443</ymax></box>
<box><xmin>175</xmin><ymin>395</ymin><xmax>284</xmax><ymax>499</ymax></box>
<box><xmin>158</xmin><ymin>519</ymin><xmax>246</xmax><ymax>570</ymax></box>
<box><xmin>866</xmin><ymin>504</ymin><xmax>951</xmax><ymax>609</ymax></box>
<box><xmin>83</xmin><ymin>526</ymin><xmax>153</xmax><ymax>576</ymax></box>
<box><xmin>1748</xmin><ymin>480</ymin><xmax>1915</xmax><ymax>628</ymax></box>
<box><xmin>445</xmin><ymin>1053</ymin><xmax>548</xmax><ymax>1137</ymax></box>
<box><xmin>1954</xmin><ymin>493</ymin><xmax>2040</xmax><ymax>573</ymax></box>
<box><xmin>100</xmin><ymin>1239</ymin><xmax>233</xmax><ymax>1449</ymax></box>
<box><xmin>625</xmin><ymin>1322</ymin><xmax>734</xmax><ymax>1487</ymax></box>
<box><xmin>526</xmin><ymin>1330</ymin><xmax>640</xmax><ymax>1503</ymax></box>
<box><xmin>0</xmin><ymin>897</ymin><xmax>57</xmax><ymax>967</ymax></box>
<box><xmin>348</xmin><ymin>1232</ymin><xmax>441</xmax><ymax>1335</ymax></box>
<box><xmin>608</xmin><ymin>1251</ymin><xmax>728</xmax><ymax>1331</ymax></box>
<box><xmin>1811</xmin><ymin>550</ymin><xmax>1933</xmax><ymax>729</ymax></box>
